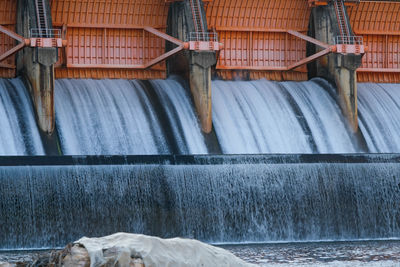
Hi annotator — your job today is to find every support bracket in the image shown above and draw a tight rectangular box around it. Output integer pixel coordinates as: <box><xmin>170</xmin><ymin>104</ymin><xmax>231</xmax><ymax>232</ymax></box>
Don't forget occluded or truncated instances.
<box><xmin>0</xmin><ymin>25</ymin><xmax>67</xmax><ymax>63</ymax></box>
<box><xmin>65</xmin><ymin>26</ymin><xmax>222</xmax><ymax>70</ymax></box>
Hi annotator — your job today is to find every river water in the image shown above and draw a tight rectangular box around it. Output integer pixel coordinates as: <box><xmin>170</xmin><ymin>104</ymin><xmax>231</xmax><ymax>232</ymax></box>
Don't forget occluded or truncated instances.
<box><xmin>1</xmin><ymin>240</ymin><xmax>399</xmax><ymax>266</ymax></box>
<box><xmin>222</xmin><ymin>240</ymin><xmax>400</xmax><ymax>266</ymax></box>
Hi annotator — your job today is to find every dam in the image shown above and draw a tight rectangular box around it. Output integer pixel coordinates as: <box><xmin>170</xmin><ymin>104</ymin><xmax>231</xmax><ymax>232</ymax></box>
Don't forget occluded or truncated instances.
<box><xmin>0</xmin><ymin>0</ymin><xmax>399</xmax><ymax>262</ymax></box>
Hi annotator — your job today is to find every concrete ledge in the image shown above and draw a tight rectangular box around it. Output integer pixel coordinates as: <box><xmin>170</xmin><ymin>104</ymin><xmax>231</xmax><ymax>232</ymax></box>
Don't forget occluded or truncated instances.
<box><xmin>0</xmin><ymin>153</ymin><xmax>399</xmax><ymax>166</ymax></box>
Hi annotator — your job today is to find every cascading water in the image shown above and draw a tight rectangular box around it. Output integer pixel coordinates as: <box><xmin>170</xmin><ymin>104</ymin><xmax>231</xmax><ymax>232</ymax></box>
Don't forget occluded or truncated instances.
<box><xmin>150</xmin><ymin>79</ymin><xmax>207</xmax><ymax>154</ymax></box>
<box><xmin>0</xmin><ymin>155</ymin><xmax>399</xmax><ymax>249</ymax></box>
<box><xmin>0</xmin><ymin>78</ymin><xmax>44</xmax><ymax>155</ymax></box>
<box><xmin>1</xmin><ymin>78</ymin><xmax>400</xmax><ymax>252</ymax></box>
<box><xmin>55</xmin><ymin>78</ymin><xmax>207</xmax><ymax>155</ymax></box>
<box><xmin>56</xmin><ymin>77</ymin><xmax>365</xmax><ymax>155</ymax></box>
<box><xmin>358</xmin><ymin>83</ymin><xmax>400</xmax><ymax>153</ymax></box>
<box><xmin>212</xmin><ymin>78</ymin><xmax>360</xmax><ymax>154</ymax></box>
<box><xmin>0</xmin><ymin>77</ymin><xmax>399</xmax><ymax>156</ymax></box>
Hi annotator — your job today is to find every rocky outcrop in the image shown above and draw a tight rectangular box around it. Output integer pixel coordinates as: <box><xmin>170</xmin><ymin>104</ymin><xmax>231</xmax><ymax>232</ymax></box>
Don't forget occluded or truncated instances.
<box><xmin>59</xmin><ymin>244</ymin><xmax>145</xmax><ymax>267</ymax></box>
<box><xmin>0</xmin><ymin>233</ymin><xmax>253</xmax><ymax>267</ymax></box>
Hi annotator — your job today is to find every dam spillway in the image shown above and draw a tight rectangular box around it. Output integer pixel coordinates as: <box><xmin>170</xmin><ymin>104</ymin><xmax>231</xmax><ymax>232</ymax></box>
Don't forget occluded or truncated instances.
<box><xmin>358</xmin><ymin>83</ymin><xmax>400</xmax><ymax>153</ymax></box>
<box><xmin>0</xmin><ymin>79</ymin><xmax>44</xmax><ymax>156</ymax></box>
<box><xmin>56</xmin><ymin>78</ymin><xmax>362</xmax><ymax>155</ymax></box>
<box><xmin>212</xmin><ymin>78</ymin><xmax>360</xmax><ymax>154</ymax></box>
<box><xmin>55</xmin><ymin>78</ymin><xmax>208</xmax><ymax>155</ymax></box>
<box><xmin>53</xmin><ymin>79</ymin><xmax>400</xmax><ymax>154</ymax></box>
<box><xmin>0</xmin><ymin>154</ymin><xmax>399</xmax><ymax>250</ymax></box>
<box><xmin>0</xmin><ymin>77</ymin><xmax>399</xmax><ymax>250</ymax></box>
<box><xmin>0</xmin><ymin>0</ymin><xmax>399</xmax><ymax>259</ymax></box>
<box><xmin>1</xmin><ymin>78</ymin><xmax>400</xmax><ymax>155</ymax></box>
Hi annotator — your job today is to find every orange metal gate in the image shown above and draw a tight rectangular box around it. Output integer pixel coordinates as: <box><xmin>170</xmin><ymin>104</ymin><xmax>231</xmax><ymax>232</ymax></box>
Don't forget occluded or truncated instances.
<box><xmin>52</xmin><ymin>0</ymin><xmax>313</xmax><ymax>81</ymax></box>
<box><xmin>0</xmin><ymin>0</ymin><xmax>17</xmax><ymax>78</ymax></box>
<box><xmin>348</xmin><ymin>1</ymin><xmax>400</xmax><ymax>83</ymax></box>
<box><xmin>0</xmin><ymin>0</ymin><xmax>399</xmax><ymax>82</ymax></box>
<box><xmin>205</xmin><ymin>0</ymin><xmax>311</xmax><ymax>81</ymax></box>
<box><xmin>50</xmin><ymin>0</ymin><xmax>170</xmax><ymax>79</ymax></box>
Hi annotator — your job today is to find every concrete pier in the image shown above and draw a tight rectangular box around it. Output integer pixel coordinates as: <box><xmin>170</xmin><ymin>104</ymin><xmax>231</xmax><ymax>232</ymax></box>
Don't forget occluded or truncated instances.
<box><xmin>167</xmin><ymin>0</ymin><xmax>216</xmax><ymax>133</ymax></box>
<box><xmin>16</xmin><ymin>0</ymin><xmax>57</xmax><ymax>135</ymax></box>
<box><xmin>310</xmin><ymin>2</ymin><xmax>362</xmax><ymax>132</ymax></box>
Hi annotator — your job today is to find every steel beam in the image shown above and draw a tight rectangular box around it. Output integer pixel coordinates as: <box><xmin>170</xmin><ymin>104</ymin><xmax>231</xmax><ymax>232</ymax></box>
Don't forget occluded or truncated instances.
<box><xmin>287</xmin><ymin>30</ymin><xmax>331</xmax><ymax>49</ymax></box>
<box><xmin>287</xmin><ymin>47</ymin><xmax>333</xmax><ymax>71</ymax></box>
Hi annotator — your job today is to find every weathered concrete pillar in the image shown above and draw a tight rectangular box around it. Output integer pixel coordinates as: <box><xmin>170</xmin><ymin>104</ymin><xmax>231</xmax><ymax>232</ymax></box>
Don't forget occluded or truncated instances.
<box><xmin>311</xmin><ymin>3</ymin><xmax>362</xmax><ymax>132</ymax></box>
<box><xmin>167</xmin><ymin>0</ymin><xmax>216</xmax><ymax>133</ymax></box>
<box><xmin>333</xmin><ymin>54</ymin><xmax>361</xmax><ymax>132</ymax></box>
<box><xmin>16</xmin><ymin>0</ymin><xmax>57</xmax><ymax>135</ymax></box>
<box><xmin>189</xmin><ymin>51</ymin><xmax>215</xmax><ymax>133</ymax></box>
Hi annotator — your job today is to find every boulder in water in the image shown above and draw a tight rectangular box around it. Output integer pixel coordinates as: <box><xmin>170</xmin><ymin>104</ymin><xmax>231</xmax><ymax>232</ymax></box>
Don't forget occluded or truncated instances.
<box><xmin>59</xmin><ymin>233</ymin><xmax>253</xmax><ymax>267</ymax></box>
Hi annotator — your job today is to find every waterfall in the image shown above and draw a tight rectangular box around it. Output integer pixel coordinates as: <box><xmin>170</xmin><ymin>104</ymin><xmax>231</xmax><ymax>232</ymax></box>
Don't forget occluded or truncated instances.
<box><xmin>358</xmin><ymin>83</ymin><xmax>400</xmax><ymax>152</ymax></box>
<box><xmin>3</xmin><ymin>77</ymin><xmax>400</xmax><ymax>155</ymax></box>
<box><xmin>212</xmin><ymin>78</ymin><xmax>359</xmax><ymax>154</ymax></box>
<box><xmin>54</xmin><ymin>78</ymin><xmax>207</xmax><ymax>155</ymax></box>
<box><xmin>150</xmin><ymin>79</ymin><xmax>207</xmax><ymax>154</ymax></box>
<box><xmin>0</xmin><ymin>155</ymin><xmax>399</xmax><ymax>249</ymax></box>
<box><xmin>0</xmin><ymin>78</ymin><xmax>44</xmax><ymax>155</ymax></box>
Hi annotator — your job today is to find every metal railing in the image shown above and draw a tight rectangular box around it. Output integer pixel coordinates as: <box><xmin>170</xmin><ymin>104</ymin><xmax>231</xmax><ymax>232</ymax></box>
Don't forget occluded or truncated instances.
<box><xmin>30</xmin><ymin>28</ymin><xmax>61</xmax><ymax>38</ymax></box>
<box><xmin>334</xmin><ymin>35</ymin><xmax>363</xmax><ymax>45</ymax></box>
<box><xmin>334</xmin><ymin>0</ymin><xmax>351</xmax><ymax>37</ymax></box>
<box><xmin>189</xmin><ymin>32</ymin><xmax>218</xmax><ymax>42</ymax></box>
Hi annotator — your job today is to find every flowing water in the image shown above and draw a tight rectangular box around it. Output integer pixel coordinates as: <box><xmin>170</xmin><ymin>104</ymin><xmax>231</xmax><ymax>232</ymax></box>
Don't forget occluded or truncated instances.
<box><xmin>0</xmin><ymin>155</ymin><xmax>399</xmax><ymax>250</ymax></box>
<box><xmin>1</xmin><ymin>240</ymin><xmax>399</xmax><ymax>266</ymax></box>
<box><xmin>358</xmin><ymin>83</ymin><xmax>400</xmax><ymax>153</ymax></box>
<box><xmin>1</xmin><ymin>77</ymin><xmax>400</xmax><ymax>262</ymax></box>
<box><xmin>212</xmin><ymin>78</ymin><xmax>360</xmax><ymax>154</ymax></box>
<box><xmin>54</xmin><ymin>77</ymin><xmax>363</xmax><ymax>155</ymax></box>
<box><xmin>0</xmin><ymin>78</ymin><xmax>44</xmax><ymax>155</ymax></box>
<box><xmin>1</xmin><ymin>78</ymin><xmax>400</xmax><ymax>155</ymax></box>
<box><xmin>54</xmin><ymin>78</ymin><xmax>207</xmax><ymax>155</ymax></box>
<box><xmin>222</xmin><ymin>240</ymin><xmax>400</xmax><ymax>266</ymax></box>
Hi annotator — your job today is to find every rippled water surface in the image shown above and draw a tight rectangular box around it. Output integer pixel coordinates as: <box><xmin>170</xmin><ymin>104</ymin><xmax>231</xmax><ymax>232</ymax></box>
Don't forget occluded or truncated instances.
<box><xmin>222</xmin><ymin>240</ymin><xmax>400</xmax><ymax>266</ymax></box>
<box><xmin>1</xmin><ymin>240</ymin><xmax>399</xmax><ymax>266</ymax></box>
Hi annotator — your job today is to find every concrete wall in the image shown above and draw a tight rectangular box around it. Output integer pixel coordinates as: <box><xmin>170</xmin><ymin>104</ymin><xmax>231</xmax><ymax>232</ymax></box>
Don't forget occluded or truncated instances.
<box><xmin>16</xmin><ymin>0</ymin><xmax>57</xmax><ymax>136</ymax></box>
<box><xmin>167</xmin><ymin>0</ymin><xmax>216</xmax><ymax>133</ymax></box>
<box><xmin>310</xmin><ymin>3</ymin><xmax>362</xmax><ymax>132</ymax></box>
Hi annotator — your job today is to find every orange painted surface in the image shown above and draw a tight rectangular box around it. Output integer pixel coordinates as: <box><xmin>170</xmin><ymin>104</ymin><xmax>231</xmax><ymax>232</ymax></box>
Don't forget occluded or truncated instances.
<box><xmin>51</xmin><ymin>0</ymin><xmax>312</xmax><ymax>80</ymax></box>
<box><xmin>308</xmin><ymin>0</ymin><xmax>359</xmax><ymax>8</ymax></box>
<box><xmin>1</xmin><ymin>0</ymin><xmax>398</xmax><ymax>82</ymax></box>
<box><xmin>0</xmin><ymin>0</ymin><xmax>17</xmax><ymax>78</ymax></box>
<box><xmin>50</xmin><ymin>0</ymin><xmax>169</xmax><ymax>79</ymax></box>
<box><xmin>205</xmin><ymin>0</ymin><xmax>311</xmax><ymax>80</ymax></box>
<box><xmin>216</xmin><ymin>70</ymin><xmax>307</xmax><ymax>81</ymax></box>
<box><xmin>348</xmin><ymin>1</ymin><xmax>400</xmax><ymax>83</ymax></box>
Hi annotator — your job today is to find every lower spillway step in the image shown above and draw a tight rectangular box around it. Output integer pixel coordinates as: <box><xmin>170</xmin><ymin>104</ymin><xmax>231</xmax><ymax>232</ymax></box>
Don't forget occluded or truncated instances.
<box><xmin>0</xmin><ymin>154</ymin><xmax>399</xmax><ymax>250</ymax></box>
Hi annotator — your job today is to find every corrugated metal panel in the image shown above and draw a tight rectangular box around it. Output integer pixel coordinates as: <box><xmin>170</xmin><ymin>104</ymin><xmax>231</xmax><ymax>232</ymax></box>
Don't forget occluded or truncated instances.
<box><xmin>64</xmin><ymin>27</ymin><xmax>165</xmax><ymax>66</ymax></box>
<box><xmin>216</xmin><ymin>69</ymin><xmax>307</xmax><ymax>81</ymax></box>
<box><xmin>0</xmin><ymin>0</ymin><xmax>17</xmax><ymax>78</ymax></box>
<box><xmin>51</xmin><ymin>0</ymin><xmax>167</xmax><ymax>27</ymax></box>
<box><xmin>53</xmin><ymin>0</ymin><xmax>311</xmax><ymax>80</ymax></box>
<box><xmin>348</xmin><ymin>1</ymin><xmax>400</xmax><ymax>82</ymax></box>
<box><xmin>206</xmin><ymin>0</ymin><xmax>310</xmax><ymax>81</ymax></box>
<box><xmin>51</xmin><ymin>0</ymin><xmax>168</xmax><ymax>79</ymax></box>
<box><xmin>217</xmin><ymin>31</ymin><xmax>307</xmax><ymax>71</ymax></box>
<box><xmin>55</xmin><ymin>68</ymin><xmax>166</xmax><ymax>79</ymax></box>
<box><xmin>206</xmin><ymin>0</ymin><xmax>310</xmax><ymax>30</ymax></box>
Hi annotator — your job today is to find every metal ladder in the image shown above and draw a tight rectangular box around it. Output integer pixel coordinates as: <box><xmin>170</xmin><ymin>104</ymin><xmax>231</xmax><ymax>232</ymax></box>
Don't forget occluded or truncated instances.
<box><xmin>189</xmin><ymin>0</ymin><xmax>206</xmax><ymax>40</ymax></box>
<box><xmin>35</xmin><ymin>0</ymin><xmax>48</xmax><ymax>37</ymax></box>
<box><xmin>334</xmin><ymin>0</ymin><xmax>351</xmax><ymax>43</ymax></box>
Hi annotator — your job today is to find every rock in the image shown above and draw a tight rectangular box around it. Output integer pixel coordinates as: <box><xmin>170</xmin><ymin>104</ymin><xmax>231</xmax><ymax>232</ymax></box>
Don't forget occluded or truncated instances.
<box><xmin>75</xmin><ymin>233</ymin><xmax>254</xmax><ymax>267</ymax></box>
<box><xmin>5</xmin><ymin>233</ymin><xmax>250</xmax><ymax>267</ymax></box>
<box><xmin>61</xmin><ymin>244</ymin><xmax>90</xmax><ymax>267</ymax></box>
<box><xmin>59</xmin><ymin>243</ymin><xmax>144</xmax><ymax>267</ymax></box>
